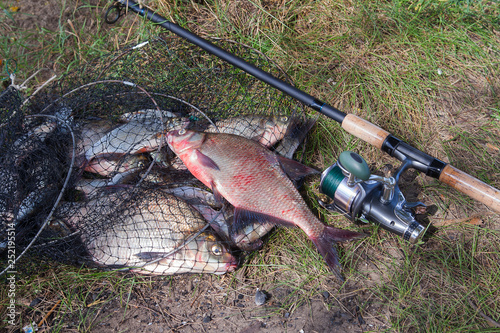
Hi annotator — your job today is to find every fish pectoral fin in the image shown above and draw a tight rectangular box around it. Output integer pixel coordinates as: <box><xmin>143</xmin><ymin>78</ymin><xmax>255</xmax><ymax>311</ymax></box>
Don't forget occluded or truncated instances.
<box><xmin>134</xmin><ymin>252</ymin><xmax>171</xmax><ymax>262</ymax></box>
<box><xmin>195</xmin><ymin>149</ymin><xmax>220</xmax><ymax>170</ymax></box>
<box><xmin>210</xmin><ymin>182</ymin><xmax>227</xmax><ymax>205</ymax></box>
<box><xmin>232</xmin><ymin>207</ymin><xmax>295</xmax><ymax>237</ymax></box>
<box><xmin>277</xmin><ymin>155</ymin><xmax>319</xmax><ymax>181</ymax></box>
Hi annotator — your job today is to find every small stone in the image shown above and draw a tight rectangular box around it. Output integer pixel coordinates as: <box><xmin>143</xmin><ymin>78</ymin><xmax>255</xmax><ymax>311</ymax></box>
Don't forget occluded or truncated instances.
<box><xmin>203</xmin><ymin>315</ymin><xmax>211</xmax><ymax>323</ymax></box>
<box><xmin>29</xmin><ymin>298</ymin><xmax>42</xmax><ymax>307</ymax></box>
<box><xmin>255</xmin><ymin>288</ymin><xmax>267</xmax><ymax>306</ymax></box>
<box><xmin>340</xmin><ymin>313</ymin><xmax>350</xmax><ymax>319</ymax></box>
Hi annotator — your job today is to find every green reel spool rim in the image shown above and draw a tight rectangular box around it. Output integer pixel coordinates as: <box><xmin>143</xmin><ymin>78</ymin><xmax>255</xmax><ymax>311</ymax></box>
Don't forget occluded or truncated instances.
<box><xmin>320</xmin><ymin>164</ymin><xmax>345</xmax><ymax>199</ymax></box>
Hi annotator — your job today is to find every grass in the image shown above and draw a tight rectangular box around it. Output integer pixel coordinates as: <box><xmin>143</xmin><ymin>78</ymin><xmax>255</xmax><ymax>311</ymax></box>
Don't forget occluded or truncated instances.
<box><xmin>1</xmin><ymin>0</ymin><xmax>500</xmax><ymax>331</ymax></box>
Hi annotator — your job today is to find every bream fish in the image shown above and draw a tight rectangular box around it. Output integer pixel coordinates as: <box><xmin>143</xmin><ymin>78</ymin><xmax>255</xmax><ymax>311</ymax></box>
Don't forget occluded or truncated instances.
<box><xmin>166</xmin><ymin>130</ymin><xmax>365</xmax><ymax>279</ymax></box>
<box><xmin>85</xmin><ymin>117</ymin><xmax>188</xmax><ymax>162</ymax></box>
<box><xmin>118</xmin><ymin>109</ymin><xmax>178</xmax><ymax>123</ymax></box>
<box><xmin>205</xmin><ymin>115</ymin><xmax>293</xmax><ymax>148</ymax></box>
<box><xmin>57</xmin><ymin>187</ymin><xmax>238</xmax><ymax>275</ymax></box>
<box><xmin>83</xmin><ymin>153</ymin><xmax>150</xmax><ymax>177</ymax></box>
<box><xmin>161</xmin><ymin>186</ymin><xmax>272</xmax><ymax>251</ymax></box>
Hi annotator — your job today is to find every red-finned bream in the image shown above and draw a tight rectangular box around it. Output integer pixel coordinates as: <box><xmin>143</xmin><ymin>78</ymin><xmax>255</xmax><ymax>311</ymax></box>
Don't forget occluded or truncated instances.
<box><xmin>166</xmin><ymin>129</ymin><xmax>365</xmax><ymax>280</ymax></box>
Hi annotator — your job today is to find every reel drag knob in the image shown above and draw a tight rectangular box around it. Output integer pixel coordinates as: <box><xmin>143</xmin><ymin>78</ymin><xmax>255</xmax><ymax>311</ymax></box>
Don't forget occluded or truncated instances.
<box><xmin>338</xmin><ymin>151</ymin><xmax>370</xmax><ymax>184</ymax></box>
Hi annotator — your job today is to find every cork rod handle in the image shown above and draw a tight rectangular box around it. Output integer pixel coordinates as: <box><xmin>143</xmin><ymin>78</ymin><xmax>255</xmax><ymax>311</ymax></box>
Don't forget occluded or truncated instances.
<box><xmin>341</xmin><ymin>114</ymin><xmax>390</xmax><ymax>149</ymax></box>
<box><xmin>439</xmin><ymin>165</ymin><xmax>500</xmax><ymax>213</ymax></box>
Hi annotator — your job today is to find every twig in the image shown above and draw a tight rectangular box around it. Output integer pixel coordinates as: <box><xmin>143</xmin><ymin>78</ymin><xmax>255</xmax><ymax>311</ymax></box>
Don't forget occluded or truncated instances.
<box><xmin>38</xmin><ymin>299</ymin><xmax>62</xmax><ymax>327</ymax></box>
<box><xmin>21</xmin><ymin>74</ymin><xmax>58</xmax><ymax>106</ymax></box>
<box><xmin>190</xmin><ymin>293</ymin><xmax>201</xmax><ymax>308</ymax></box>
<box><xmin>433</xmin><ymin>213</ymin><xmax>493</xmax><ymax>227</ymax></box>
<box><xmin>468</xmin><ymin>297</ymin><xmax>500</xmax><ymax>328</ymax></box>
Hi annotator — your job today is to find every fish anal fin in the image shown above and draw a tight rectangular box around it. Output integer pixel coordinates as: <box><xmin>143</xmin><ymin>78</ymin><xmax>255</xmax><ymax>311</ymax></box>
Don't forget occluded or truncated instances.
<box><xmin>277</xmin><ymin>155</ymin><xmax>319</xmax><ymax>181</ymax></box>
<box><xmin>195</xmin><ymin>149</ymin><xmax>220</xmax><ymax>170</ymax></box>
<box><xmin>324</xmin><ymin>227</ymin><xmax>367</xmax><ymax>242</ymax></box>
<box><xmin>232</xmin><ymin>207</ymin><xmax>294</xmax><ymax>236</ymax></box>
<box><xmin>311</xmin><ymin>225</ymin><xmax>368</xmax><ymax>281</ymax></box>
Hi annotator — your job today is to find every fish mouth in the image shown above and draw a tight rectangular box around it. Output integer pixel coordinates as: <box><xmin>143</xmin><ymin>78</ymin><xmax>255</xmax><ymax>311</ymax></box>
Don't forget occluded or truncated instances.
<box><xmin>164</xmin><ymin>130</ymin><xmax>182</xmax><ymax>152</ymax></box>
<box><xmin>225</xmin><ymin>257</ymin><xmax>239</xmax><ymax>273</ymax></box>
<box><xmin>165</xmin><ymin>129</ymin><xmax>203</xmax><ymax>154</ymax></box>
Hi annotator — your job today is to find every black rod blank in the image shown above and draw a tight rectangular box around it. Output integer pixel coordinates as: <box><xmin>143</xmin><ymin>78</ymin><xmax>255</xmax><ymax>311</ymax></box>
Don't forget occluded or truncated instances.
<box><xmin>115</xmin><ymin>0</ymin><xmax>347</xmax><ymax>124</ymax></box>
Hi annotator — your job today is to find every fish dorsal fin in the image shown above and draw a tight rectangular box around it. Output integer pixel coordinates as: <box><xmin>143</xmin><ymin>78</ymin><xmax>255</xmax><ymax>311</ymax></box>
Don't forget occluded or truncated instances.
<box><xmin>195</xmin><ymin>149</ymin><xmax>220</xmax><ymax>170</ymax></box>
<box><xmin>232</xmin><ymin>207</ymin><xmax>295</xmax><ymax>238</ymax></box>
<box><xmin>277</xmin><ymin>155</ymin><xmax>319</xmax><ymax>181</ymax></box>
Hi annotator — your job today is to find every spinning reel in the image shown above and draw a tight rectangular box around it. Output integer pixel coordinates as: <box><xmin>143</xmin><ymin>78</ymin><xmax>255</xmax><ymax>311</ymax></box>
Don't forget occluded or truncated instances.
<box><xmin>320</xmin><ymin>151</ymin><xmax>426</xmax><ymax>244</ymax></box>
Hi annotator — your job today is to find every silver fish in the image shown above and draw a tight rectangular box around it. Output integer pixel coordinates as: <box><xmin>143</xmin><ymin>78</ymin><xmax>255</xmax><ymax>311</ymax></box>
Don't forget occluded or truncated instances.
<box><xmin>58</xmin><ymin>188</ymin><xmax>238</xmax><ymax>275</ymax></box>
<box><xmin>161</xmin><ymin>186</ymin><xmax>271</xmax><ymax>251</ymax></box>
<box><xmin>75</xmin><ymin>119</ymin><xmax>115</xmax><ymax>157</ymax></box>
<box><xmin>73</xmin><ymin>168</ymin><xmax>140</xmax><ymax>200</ymax></box>
<box><xmin>83</xmin><ymin>153</ymin><xmax>150</xmax><ymax>177</ymax></box>
<box><xmin>85</xmin><ymin>117</ymin><xmax>188</xmax><ymax>161</ymax></box>
<box><xmin>205</xmin><ymin>115</ymin><xmax>293</xmax><ymax>148</ymax></box>
<box><xmin>119</xmin><ymin>109</ymin><xmax>178</xmax><ymax>123</ymax></box>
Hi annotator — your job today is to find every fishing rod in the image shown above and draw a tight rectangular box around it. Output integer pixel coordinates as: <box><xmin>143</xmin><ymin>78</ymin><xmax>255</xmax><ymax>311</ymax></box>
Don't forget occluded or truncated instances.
<box><xmin>105</xmin><ymin>0</ymin><xmax>499</xmax><ymax>243</ymax></box>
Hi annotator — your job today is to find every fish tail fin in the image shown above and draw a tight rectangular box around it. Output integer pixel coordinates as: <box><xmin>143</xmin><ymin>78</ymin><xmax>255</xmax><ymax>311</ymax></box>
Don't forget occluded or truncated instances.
<box><xmin>312</xmin><ymin>226</ymin><xmax>367</xmax><ymax>281</ymax></box>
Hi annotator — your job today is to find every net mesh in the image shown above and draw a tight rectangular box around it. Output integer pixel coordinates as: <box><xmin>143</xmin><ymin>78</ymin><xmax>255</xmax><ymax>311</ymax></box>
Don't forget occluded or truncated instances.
<box><xmin>1</xmin><ymin>36</ymin><xmax>313</xmax><ymax>275</ymax></box>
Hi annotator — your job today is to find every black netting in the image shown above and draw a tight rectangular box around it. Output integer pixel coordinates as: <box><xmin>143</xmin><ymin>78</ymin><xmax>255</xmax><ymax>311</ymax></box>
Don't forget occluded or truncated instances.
<box><xmin>1</xmin><ymin>36</ymin><xmax>314</xmax><ymax>275</ymax></box>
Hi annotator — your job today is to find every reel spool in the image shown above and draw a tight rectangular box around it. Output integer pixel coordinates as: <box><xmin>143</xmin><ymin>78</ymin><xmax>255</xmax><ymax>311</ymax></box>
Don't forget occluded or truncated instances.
<box><xmin>320</xmin><ymin>151</ymin><xmax>426</xmax><ymax>244</ymax></box>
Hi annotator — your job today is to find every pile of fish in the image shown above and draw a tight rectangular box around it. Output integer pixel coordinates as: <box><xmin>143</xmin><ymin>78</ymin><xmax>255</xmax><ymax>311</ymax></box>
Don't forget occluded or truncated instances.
<box><xmin>3</xmin><ymin>106</ymin><xmax>364</xmax><ymax>278</ymax></box>
<box><xmin>0</xmin><ymin>113</ymin><xmax>70</xmax><ymax>252</ymax></box>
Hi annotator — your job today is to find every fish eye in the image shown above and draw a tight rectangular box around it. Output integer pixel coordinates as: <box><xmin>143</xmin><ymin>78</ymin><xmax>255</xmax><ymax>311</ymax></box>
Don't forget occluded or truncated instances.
<box><xmin>211</xmin><ymin>244</ymin><xmax>223</xmax><ymax>256</ymax></box>
<box><xmin>178</xmin><ymin>128</ymin><xmax>186</xmax><ymax>135</ymax></box>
